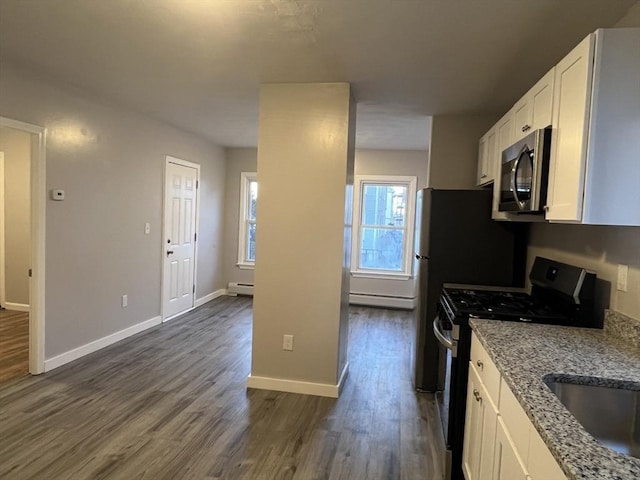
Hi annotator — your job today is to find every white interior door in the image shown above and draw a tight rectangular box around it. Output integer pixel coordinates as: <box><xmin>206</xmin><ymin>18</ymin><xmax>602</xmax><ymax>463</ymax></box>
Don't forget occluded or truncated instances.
<box><xmin>163</xmin><ymin>159</ymin><xmax>199</xmax><ymax>320</ymax></box>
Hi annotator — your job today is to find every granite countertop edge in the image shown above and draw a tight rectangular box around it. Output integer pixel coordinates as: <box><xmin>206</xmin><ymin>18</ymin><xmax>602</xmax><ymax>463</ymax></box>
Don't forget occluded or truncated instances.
<box><xmin>470</xmin><ymin>311</ymin><xmax>640</xmax><ymax>480</ymax></box>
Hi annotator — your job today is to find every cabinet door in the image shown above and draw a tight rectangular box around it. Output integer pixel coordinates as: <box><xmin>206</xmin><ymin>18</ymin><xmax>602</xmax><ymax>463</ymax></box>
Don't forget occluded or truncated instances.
<box><xmin>463</xmin><ymin>365</ymin><xmax>485</xmax><ymax>480</ymax></box>
<box><xmin>513</xmin><ymin>97</ymin><xmax>531</xmax><ymax>142</ymax></box>
<box><xmin>477</xmin><ymin>127</ymin><xmax>497</xmax><ymax>186</ymax></box>
<box><xmin>463</xmin><ymin>363</ymin><xmax>499</xmax><ymax>480</ymax></box>
<box><xmin>529</xmin><ymin>69</ymin><xmax>554</xmax><ymax>131</ymax></box>
<box><xmin>513</xmin><ymin>68</ymin><xmax>554</xmax><ymax>142</ymax></box>
<box><xmin>477</xmin><ymin>134</ymin><xmax>489</xmax><ymax>186</ymax></box>
<box><xmin>493</xmin><ymin>417</ymin><xmax>529</xmax><ymax>480</ymax></box>
<box><xmin>546</xmin><ymin>34</ymin><xmax>595</xmax><ymax>221</ymax></box>
<box><xmin>497</xmin><ymin>112</ymin><xmax>515</xmax><ymax>160</ymax></box>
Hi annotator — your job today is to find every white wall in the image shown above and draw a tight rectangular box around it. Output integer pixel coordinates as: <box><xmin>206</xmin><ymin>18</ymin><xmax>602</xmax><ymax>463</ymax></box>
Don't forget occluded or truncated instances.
<box><xmin>0</xmin><ymin>127</ymin><xmax>31</xmax><ymax>306</ymax></box>
<box><xmin>427</xmin><ymin>114</ymin><xmax>498</xmax><ymax>189</ymax></box>
<box><xmin>0</xmin><ymin>62</ymin><xmax>226</xmax><ymax>360</ymax></box>
<box><xmin>250</xmin><ymin>83</ymin><xmax>353</xmax><ymax>394</ymax></box>
<box><xmin>352</xmin><ymin>149</ymin><xmax>428</xmax><ymax>300</ymax></box>
<box><xmin>527</xmin><ymin>224</ymin><xmax>640</xmax><ymax>321</ymax></box>
<box><xmin>223</xmin><ymin>148</ymin><xmax>258</xmax><ymax>287</ymax></box>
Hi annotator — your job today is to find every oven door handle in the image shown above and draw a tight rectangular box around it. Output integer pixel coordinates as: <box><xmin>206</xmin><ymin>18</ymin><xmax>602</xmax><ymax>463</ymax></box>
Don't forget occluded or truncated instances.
<box><xmin>433</xmin><ymin>317</ymin><xmax>457</xmax><ymax>358</ymax></box>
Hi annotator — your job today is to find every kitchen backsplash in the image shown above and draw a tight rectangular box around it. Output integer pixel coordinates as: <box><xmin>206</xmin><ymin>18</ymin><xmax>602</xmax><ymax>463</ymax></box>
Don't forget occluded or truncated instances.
<box><xmin>605</xmin><ymin>310</ymin><xmax>640</xmax><ymax>349</ymax></box>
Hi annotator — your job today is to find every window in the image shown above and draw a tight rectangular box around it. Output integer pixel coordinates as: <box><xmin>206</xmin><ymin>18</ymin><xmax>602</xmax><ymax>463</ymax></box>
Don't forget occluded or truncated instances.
<box><xmin>351</xmin><ymin>175</ymin><xmax>417</xmax><ymax>277</ymax></box>
<box><xmin>238</xmin><ymin>172</ymin><xmax>257</xmax><ymax>267</ymax></box>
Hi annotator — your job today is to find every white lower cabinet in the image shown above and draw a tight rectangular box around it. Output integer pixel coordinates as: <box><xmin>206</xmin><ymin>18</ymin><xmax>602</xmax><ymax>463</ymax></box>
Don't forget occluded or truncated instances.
<box><xmin>463</xmin><ymin>365</ymin><xmax>498</xmax><ymax>480</ymax></box>
<box><xmin>493</xmin><ymin>417</ymin><xmax>529</xmax><ymax>480</ymax></box>
<box><xmin>463</xmin><ymin>334</ymin><xmax>566</xmax><ymax>480</ymax></box>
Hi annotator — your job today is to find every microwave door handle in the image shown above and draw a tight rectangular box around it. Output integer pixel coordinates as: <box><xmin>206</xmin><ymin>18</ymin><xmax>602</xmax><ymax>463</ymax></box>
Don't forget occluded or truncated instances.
<box><xmin>511</xmin><ymin>152</ymin><xmax>523</xmax><ymax>206</ymax></box>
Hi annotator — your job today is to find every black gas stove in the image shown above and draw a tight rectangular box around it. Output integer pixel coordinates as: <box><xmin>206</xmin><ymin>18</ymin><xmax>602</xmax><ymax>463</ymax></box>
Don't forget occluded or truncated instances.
<box><xmin>435</xmin><ymin>257</ymin><xmax>600</xmax><ymax>480</ymax></box>
<box><xmin>440</xmin><ymin>288</ymin><xmax>572</xmax><ymax>325</ymax></box>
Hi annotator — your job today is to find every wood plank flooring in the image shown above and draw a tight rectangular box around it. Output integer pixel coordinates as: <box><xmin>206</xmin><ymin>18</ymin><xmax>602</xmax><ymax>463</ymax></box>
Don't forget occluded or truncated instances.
<box><xmin>0</xmin><ymin>309</ymin><xmax>29</xmax><ymax>384</ymax></box>
<box><xmin>0</xmin><ymin>296</ymin><xmax>444</xmax><ymax>480</ymax></box>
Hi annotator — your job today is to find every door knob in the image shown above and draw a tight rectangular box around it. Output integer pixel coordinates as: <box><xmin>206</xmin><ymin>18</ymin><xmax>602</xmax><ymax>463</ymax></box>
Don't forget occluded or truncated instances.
<box><xmin>167</xmin><ymin>250</ymin><xmax>174</xmax><ymax>256</ymax></box>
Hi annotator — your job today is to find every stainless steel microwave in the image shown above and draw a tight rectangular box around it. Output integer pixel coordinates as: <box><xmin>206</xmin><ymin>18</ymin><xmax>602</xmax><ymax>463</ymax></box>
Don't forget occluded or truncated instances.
<box><xmin>499</xmin><ymin>127</ymin><xmax>552</xmax><ymax>213</ymax></box>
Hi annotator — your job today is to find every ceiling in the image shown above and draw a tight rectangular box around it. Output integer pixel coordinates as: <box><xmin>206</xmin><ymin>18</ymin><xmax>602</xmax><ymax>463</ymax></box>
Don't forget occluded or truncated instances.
<box><xmin>0</xmin><ymin>0</ymin><xmax>637</xmax><ymax>150</ymax></box>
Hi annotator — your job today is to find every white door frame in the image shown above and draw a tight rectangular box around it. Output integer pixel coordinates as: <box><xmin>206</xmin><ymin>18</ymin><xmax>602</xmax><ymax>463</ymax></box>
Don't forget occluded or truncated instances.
<box><xmin>0</xmin><ymin>152</ymin><xmax>5</xmax><ymax>309</ymax></box>
<box><xmin>0</xmin><ymin>116</ymin><xmax>46</xmax><ymax>374</ymax></box>
<box><xmin>161</xmin><ymin>155</ymin><xmax>200</xmax><ymax>322</ymax></box>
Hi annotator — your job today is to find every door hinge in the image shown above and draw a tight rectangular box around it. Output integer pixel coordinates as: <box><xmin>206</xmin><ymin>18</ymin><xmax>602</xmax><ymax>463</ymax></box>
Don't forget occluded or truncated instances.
<box><xmin>196</xmin><ymin>180</ymin><xmax>199</xmax><ymax>189</ymax></box>
<box><xmin>194</xmin><ymin>232</ymin><xmax>197</xmax><ymax>242</ymax></box>
<box><xmin>28</xmin><ymin>269</ymin><xmax>32</xmax><ymax>278</ymax></box>
<box><xmin>193</xmin><ymin>284</ymin><xmax>195</xmax><ymax>294</ymax></box>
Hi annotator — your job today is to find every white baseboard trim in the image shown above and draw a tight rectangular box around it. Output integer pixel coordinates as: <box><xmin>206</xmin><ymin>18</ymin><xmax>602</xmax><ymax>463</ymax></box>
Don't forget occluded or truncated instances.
<box><xmin>195</xmin><ymin>288</ymin><xmax>227</xmax><ymax>307</ymax></box>
<box><xmin>349</xmin><ymin>293</ymin><xmax>415</xmax><ymax>310</ymax></box>
<box><xmin>44</xmin><ymin>315</ymin><xmax>162</xmax><ymax>372</ymax></box>
<box><xmin>247</xmin><ymin>362</ymin><xmax>350</xmax><ymax>399</ymax></box>
<box><xmin>4</xmin><ymin>302</ymin><xmax>30</xmax><ymax>312</ymax></box>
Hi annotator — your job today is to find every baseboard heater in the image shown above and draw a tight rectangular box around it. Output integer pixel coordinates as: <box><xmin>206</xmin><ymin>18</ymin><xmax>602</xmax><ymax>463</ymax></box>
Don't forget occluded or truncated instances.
<box><xmin>227</xmin><ymin>283</ymin><xmax>415</xmax><ymax>310</ymax></box>
<box><xmin>349</xmin><ymin>293</ymin><xmax>415</xmax><ymax>310</ymax></box>
<box><xmin>227</xmin><ymin>282</ymin><xmax>255</xmax><ymax>296</ymax></box>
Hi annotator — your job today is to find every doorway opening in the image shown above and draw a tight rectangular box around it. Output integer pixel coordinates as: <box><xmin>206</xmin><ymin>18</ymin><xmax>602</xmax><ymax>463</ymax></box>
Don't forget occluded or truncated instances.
<box><xmin>0</xmin><ymin>117</ymin><xmax>46</xmax><ymax>378</ymax></box>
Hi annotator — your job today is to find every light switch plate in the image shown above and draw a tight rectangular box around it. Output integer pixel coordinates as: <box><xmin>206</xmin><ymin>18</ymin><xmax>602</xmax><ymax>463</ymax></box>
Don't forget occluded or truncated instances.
<box><xmin>617</xmin><ymin>264</ymin><xmax>628</xmax><ymax>292</ymax></box>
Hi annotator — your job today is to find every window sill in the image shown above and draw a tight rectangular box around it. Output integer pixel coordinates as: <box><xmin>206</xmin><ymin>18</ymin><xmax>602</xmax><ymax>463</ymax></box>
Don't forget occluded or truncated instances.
<box><xmin>351</xmin><ymin>271</ymin><xmax>412</xmax><ymax>281</ymax></box>
<box><xmin>236</xmin><ymin>262</ymin><xmax>255</xmax><ymax>270</ymax></box>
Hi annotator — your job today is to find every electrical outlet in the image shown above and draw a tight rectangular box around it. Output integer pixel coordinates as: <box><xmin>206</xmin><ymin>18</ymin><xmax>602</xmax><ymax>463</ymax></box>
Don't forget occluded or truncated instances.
<box><xmin>617</xmin><ymin>264</ymin><xmax>628</xmax><ymax>292</ymax></box>
<box><xmin>122</xmin><ymin>294</ymin><xmax>128</xmax><ymax>308</ymax></box>
<box><xmin>283</xmin><ymin>334</ymin><xmax>294</xmax><ymax>351</ymax></box>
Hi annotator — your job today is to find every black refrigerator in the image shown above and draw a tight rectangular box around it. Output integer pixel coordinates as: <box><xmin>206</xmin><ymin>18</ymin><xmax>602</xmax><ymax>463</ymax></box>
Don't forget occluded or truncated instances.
<box><xmin>413</xmin><ymin>188</ymin><xmax>527</xmax><ymax>392</ymax></box>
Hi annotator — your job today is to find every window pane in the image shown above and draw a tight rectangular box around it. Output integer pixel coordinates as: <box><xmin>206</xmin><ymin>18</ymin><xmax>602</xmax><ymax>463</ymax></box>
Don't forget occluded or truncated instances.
<box><xmin>359</xmin><ymin>227</ymin><xmax>404</xmax><ymax>271</ymax></box>
<box><xmin>249</xmin><ymin>180</ymin><xmax>258</xmax><ymax>221</ymax></box>
<box><xmin>361</xmin><ymin>184</ymin><xmax>407</xmax><ymax>227</ymax></box>
<box><xmin>246</xmin><ymin>222</ymin><xmax>256</xmax><ymax>261</ymax></box>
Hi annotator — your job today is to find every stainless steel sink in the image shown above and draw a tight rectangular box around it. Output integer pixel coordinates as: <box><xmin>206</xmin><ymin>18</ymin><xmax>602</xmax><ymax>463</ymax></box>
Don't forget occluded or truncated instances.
<box><xmin>544</xmin><ymin>376</ymin><xmax>640</xmax><ymax>459</ymax></box>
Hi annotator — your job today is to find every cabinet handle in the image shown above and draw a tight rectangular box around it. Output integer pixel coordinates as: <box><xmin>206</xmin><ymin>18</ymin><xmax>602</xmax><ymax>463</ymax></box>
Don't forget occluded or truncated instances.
<box><xmin>473</xmin><ymin>389</ymin><xmax>482</xmax><ymax>403</ymax></box>
<box><xmin>543</xmin><ymin>205</ymin><xmax>550</xmax><ymax>212</ymax></box>
<box><xmin>480</xmin><ymin>174</ymin><xmax>487</xmax><ymax>179</ymax></box>
<box><xmin>476</xmin><ymin>359</ymin><xmax>484</xmax><ymax>370</ymax></box>
<box><xmin>521</xmin><ymin>124</ymin><xmax>531</xmax><ymax>132</ymax></box>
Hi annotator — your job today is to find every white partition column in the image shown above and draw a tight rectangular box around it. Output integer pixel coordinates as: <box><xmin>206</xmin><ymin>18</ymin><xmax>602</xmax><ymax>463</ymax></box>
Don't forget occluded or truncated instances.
<box><xmin>248</xmin><ymin>83</ymin><xmax>355</xmax><ymax>398</ymax></box>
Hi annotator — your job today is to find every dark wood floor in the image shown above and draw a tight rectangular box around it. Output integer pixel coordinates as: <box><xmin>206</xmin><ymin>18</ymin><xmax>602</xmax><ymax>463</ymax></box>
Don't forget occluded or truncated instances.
<box><xmin>0</xmin><ymin>296</ymin><xmax>444</xmax><ymax>480</ymax></box>
<box><xmin>0</xmin><ymin>309</ymin><xmax>29</xmax><ymax>384</ymax></box>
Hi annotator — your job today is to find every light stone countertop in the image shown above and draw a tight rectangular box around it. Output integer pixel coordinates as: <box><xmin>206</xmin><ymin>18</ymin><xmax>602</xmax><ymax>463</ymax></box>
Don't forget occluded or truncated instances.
<box><xmin>470</xmin><ymin>312</ymin><xmax>640</xmax><ymax>480</ymax></box>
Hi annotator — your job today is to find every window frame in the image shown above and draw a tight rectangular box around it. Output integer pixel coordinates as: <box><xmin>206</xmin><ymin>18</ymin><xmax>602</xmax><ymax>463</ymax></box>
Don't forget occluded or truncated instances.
<box><xmin>350</xmin><ymin>175</ymin><xmax>418</xmax><ymax>279</ymax></box>
<box><xmin>237</xmin><ymin>171</ymin><xmax>257</xmax><ymax>269</ymax></box>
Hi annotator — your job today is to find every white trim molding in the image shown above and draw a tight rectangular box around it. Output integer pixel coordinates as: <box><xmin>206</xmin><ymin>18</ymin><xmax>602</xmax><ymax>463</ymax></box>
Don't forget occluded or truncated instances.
<box><xmin>246</xmin><ymin>362</ymin><xmax>349</xmax><ymax>399</ymax></box>
<box><xmin>351</xmin><ymin>174</ymin><xmax>418</xmax><ymax>278</ymax></box>
<box><xmin>194</xmin><ymin>288</ymin><xmax>227</xmax><ymax>307</ymax></box>
<box><xmin>4</xmin><ymin>302</ymin><xmax>30</xmax><ymax>312</ymax></box>
<box><xmin>0</xmin><ymin>116</ymin><xmax>46</xmax><ymax>375</ymax></box>
<box><xmin>44</xmin><ymin>315</ymin><xmax>162</xmax><ymax>372</ymax></box>
<box><xmin>237</xmin><ymin>172</ymin><xmax>257</xmax><ymax>268</ymax></box>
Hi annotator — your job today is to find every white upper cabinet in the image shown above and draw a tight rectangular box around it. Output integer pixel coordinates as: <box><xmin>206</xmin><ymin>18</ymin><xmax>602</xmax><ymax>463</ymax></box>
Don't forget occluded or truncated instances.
<box><xmin>513</xmin><ymin>68</ymin><xmax>555</xmax><ymax>142</ymax></box>
<box><xmin>477</xmin><ymin>126</ymin><xmax>497</xmax><ymax>186</ymax></box>
<box><xmin>546</xmin><ymin>28</ymin><xmax>640</xmax><ymax>225</ymax></box>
